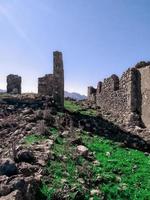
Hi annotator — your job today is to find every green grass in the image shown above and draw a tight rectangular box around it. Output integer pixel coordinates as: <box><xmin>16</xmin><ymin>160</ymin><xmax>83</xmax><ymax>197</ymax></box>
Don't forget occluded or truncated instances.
<box><xmin>24</xmin><ymin>134</ymin><xmax>47</xmax><ymax>145</ymax></box>
<box><xmin>40</xmin><ymin>101</ymin><xmax>150</xmax><ymax>199</ymax></box>
<box><xmin>82</xmin><ymin>134</ymin><xmax>150</xmax><ymax>200</ymax></box>
<box><xmin>50</xmin><ymin>127</ymin><xmax>58</xmax><ymax>135</ymax></box>
<box><xmin>40</xmin><ymin>130</ymin><xmax>150</xmax><ymax>200</ymax></box>
<box><xmin>64</xmin><ymin>100</ymin><xmax>97</xmax><ymax>116</ymax></box>
<box><xmin>64</xmin><ymin>100</ymin><xmax>82</xmax><ymax>112</ymax></box>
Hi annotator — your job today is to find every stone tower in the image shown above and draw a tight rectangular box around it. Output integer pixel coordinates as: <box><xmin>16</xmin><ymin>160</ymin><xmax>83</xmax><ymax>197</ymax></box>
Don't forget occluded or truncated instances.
<box><xmin>38</xmin><ymin>51</ymin><xmax>64</xmax><ymax>109</ymax></box>
<box><xmin>7</xmin><ymin>74</ymin><xmax>21</xmax><ymax>94</ymax></box>
<box><xmin>53</xmin><ymin>51</ymin><xmax>64</xmax><ymax>108</ymax></box>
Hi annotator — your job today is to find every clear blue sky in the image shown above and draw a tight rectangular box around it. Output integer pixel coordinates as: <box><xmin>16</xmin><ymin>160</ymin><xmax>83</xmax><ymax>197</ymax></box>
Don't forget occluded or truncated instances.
<box><xmin>0</xmin><ymin>0</ymin><xmax>150</xmax><ymax>95</ymax></box>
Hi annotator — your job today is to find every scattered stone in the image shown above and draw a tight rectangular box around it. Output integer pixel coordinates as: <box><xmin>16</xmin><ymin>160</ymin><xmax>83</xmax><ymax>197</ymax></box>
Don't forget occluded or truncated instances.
<box><xmin>61</xmin><ymin>131</ymin><xmax>69</xmax><ymax>137</ymax></box>
<box><xmin>77</xmin><ymin>145</ymin><xmax>88</xmax><ymax>156</ymax></box>
<box><xmin>106</xmin><ymin>152</ymin><xmax>111</xmax><ymax>157</ymax></box>
<box><xmin>0</xmin><ymin>190</ymin><xmax>23</xmax><ymax>200</ymax></box>
<box><xmin>90</xmin><ymin>189</ymin><xmax>101</xmax><ymax>196</ymax></box>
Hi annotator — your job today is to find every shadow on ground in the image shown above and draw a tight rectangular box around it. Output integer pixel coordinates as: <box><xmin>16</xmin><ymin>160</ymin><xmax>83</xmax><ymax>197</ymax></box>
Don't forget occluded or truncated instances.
<box><xmin>65</xmin><ymin>110</ymin><xmax>150</xmax><ymax>153</ymax></box>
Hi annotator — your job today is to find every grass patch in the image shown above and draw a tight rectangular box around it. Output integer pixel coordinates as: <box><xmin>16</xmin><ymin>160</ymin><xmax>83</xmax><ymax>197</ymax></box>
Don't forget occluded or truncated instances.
<box><xmin>40</xmin><ymin>130</ymin><xmax>150</xmax><ymax>200</ymax></box>
<box><xmin>50</xmin><ymin>127</ymin><xmax>58</xmax><ymax>135</ymax></box>
<box><xmin>64</xmin><ymin>100</ymin><xmax>81</xmax><ymax>112</ymax></box>
<box><xmin>64</xmin><ymin>100</ymin><xmax>97</xmax><ymax>116</ymax></box>
<box><xmin>24</xmin><ymin>134</ymin><xmax>47</xmax><ymax>145</ymax></box>
<box><xmin>82</xmin><ymin>134</ymin><xmax>150</xmax><ymax>200</ymax></box>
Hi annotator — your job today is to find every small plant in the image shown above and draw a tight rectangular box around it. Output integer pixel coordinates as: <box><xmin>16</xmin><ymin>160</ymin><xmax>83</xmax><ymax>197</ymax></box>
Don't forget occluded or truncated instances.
<box><xmin>50</xmin><ymin>127</ymin><xmax>58</xmax><ymax>135</ymax></box>
<box><xmin>40</xmin><ymin>184</ymin><xmax>55</xmax><ymax>200</ymax></box>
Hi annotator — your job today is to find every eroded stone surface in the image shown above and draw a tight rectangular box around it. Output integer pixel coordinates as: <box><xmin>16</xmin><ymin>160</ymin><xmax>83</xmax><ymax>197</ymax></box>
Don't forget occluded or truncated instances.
<box><xmin>7</xmin><ymin>75</ymin><xmax>21</xmax><ymax>94</ymax></box>
<box><xmin>88</xmin><ymin>62</ymin><xmax>150</xmax><ymax>129</ymax></box>
<box><xmin>38</xmin><ymin>51</ymin><xmax>64</xmax><ymax>109</ymax></box>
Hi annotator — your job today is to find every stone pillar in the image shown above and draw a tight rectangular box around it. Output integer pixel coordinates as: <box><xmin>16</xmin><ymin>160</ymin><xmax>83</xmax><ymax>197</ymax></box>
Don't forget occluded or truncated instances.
<box><xmin>7</xmin><ymin>74</ymin><xmax>21</xmax><ymax>94</ymax></box>
<box><xmin>88</xmin><ymin>86</ymin><xmax>96</xmax><ymax>102</ymax></box>
<box><xmin>97</xmin><ymin>82</ymin><xmax>102</xmax><ymax>94</ymax></box>
<box><xmin>53</xmin><ymin>51</ymin><xmax>64</xmax><ymax>108</ymax></box>
<box><xmin>110</xmin><ymin>74</ymin><xmax>119</xmax><ymax>91</ymax></box>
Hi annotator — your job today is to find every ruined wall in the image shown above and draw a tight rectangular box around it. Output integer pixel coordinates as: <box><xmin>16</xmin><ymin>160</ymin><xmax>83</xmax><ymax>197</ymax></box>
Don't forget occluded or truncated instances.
<box><xmin>88</xmin><ymin>65</ymin><xmax>144</xmax><ymax>126</ymax></box>
<box><xmin>137</xmin><ymin>66</ymin><xmax>150</xmax><ymax>128</ymax></box>
<box><xmin>38</xmin><ymin>51</ymin><xmax>64</xmax><ymax>108</ymax></box>
<box><xmin>38</xmin><ymin>74</ymin><xmax>54</xmax><ymax>96</ymax></box>
<box><xmin>88</xmin><ymin>87</ymin><xmax>96</xmax><ymax>102</ymax></box>
<box><xmin>7</xmin><ymin>74</ymin><xmax>21</xmax><ymax>94</ymax></box>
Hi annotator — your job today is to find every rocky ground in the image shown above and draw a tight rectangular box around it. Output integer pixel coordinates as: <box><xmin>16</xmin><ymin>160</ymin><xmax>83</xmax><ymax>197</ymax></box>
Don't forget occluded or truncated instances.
<box><xmin>0</xmin><ymin>95</ymin><xmax>150</xmax><ymax>200</ymax></box>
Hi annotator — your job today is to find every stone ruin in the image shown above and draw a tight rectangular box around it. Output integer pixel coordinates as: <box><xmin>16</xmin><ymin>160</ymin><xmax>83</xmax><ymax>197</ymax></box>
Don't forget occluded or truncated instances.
<box><xmin>7</xmin><ymin>74</ymin><xmax>21</xmax><ymax>94</ymax></box>
<box><xmin>38</xmin><ymin>51</ymin><xmax>64</xmax><ymax>109</ymax></box>
<box><xmin>88</xmin><ymin>61</ymin><xmax>150</xmax><ymax>129</ymax></box>
<box><xmin>5</xmin><ymin>51</ymin><xmax>64</xmax><ymax>109</ymax></box>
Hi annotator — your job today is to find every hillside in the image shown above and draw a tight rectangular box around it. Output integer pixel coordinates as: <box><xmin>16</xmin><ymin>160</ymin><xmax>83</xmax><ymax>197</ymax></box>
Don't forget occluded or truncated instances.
<box><xmin>0</xmin><ymin>96</ymin><xmax>149</xmax><ymax>200</ymax></box>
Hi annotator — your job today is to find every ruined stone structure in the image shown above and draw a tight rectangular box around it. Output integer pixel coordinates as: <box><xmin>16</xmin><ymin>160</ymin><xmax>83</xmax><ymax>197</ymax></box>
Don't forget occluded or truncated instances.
<box><xmin>88</xmin><ymin>62</ymin><xmax>150</xmax><ymax>129</ymax></box>
<box><xmin>7</xmin><ymin>74</ymin><xmax>21</xmax><ymax>94</ymax></box>
<box><xmin>38</xmin><ymin>51</ymin><xmax>64</xmax><ymax>108</ymax></box>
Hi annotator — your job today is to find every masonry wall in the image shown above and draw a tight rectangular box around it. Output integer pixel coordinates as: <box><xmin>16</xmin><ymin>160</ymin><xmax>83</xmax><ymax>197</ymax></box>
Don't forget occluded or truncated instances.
<box><xmin>88</xmin><ymin>87</ymin><xmax>96</xmax><ymax>102</ymax></box>
<box><xmin>38</xmin><ymin>74</ymin><xmax>54</xmax><ymax>96</ymax></box>
<box><xmin>88</xmin><ymin>67</ymin><xmax>142</xmax><ymax>125</ymax></box>
<box><xmin>137</xmin><ymin>66</ymin><xmax>150</xmax><ymax>128</ymax></box>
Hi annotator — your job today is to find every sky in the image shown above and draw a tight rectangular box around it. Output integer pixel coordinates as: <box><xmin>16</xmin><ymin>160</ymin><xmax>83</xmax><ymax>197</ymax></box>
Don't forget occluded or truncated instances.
<box><xmin>0</xmin><ymin>0</ymin><xmax>150</xmax><ymax>95</ymax></box>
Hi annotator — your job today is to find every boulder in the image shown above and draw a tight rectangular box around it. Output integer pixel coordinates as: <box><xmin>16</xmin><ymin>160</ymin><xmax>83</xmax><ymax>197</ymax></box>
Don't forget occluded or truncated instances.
<box><xmin>0</xmin><ymin>159</ymin><xmax>18</xmax><ymax>177</ymax></box>
<box><xmin>0</xmin><ymin>190</ymin><xmax>23</xmax><ymax>200</ymax></box>
<box><xmin>17</xmin><ymin>150</ymin><xmax>35</xmax><ymax>163</ymax></box>
<box><xmin>76</xmin><ymin>145</ymin><xmax>88</xmax><ymax>156</ymax></box>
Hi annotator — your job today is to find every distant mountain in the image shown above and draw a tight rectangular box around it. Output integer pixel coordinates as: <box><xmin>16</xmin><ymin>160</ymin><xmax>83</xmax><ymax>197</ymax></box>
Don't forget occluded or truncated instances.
<box><xmin>65</xmin><ymin>91</ymin><xmax>87</xmax><ymax>101</ymax></box>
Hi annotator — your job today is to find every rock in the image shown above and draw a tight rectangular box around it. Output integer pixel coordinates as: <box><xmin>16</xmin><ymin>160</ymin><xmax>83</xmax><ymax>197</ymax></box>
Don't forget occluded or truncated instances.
<box><xmin>0</xmin><ymin>190</ymin><xmax>23</xmax><ymax>200</ymax></box>
<box><xmin>23</xmin><ymin>176</ymin><xmax>41</xmax><ymax>200</ymax></box>
<box><xmin>13</xmin><ymin>130</ymin><xmax>21</xmax><ymax>136</ymax></box>
<box><xmin>90</xmin><ymin>189</ymin><xmax>100</xmax><ymax>196</ymax></box>
<box><xmin>43</xmin><ymin>110</ymin><xmax>54</xmax><ymax>124</ymax></box>
<box><xmin>61</xmin><ymin>131</ymin><xmax>69</xmax><ymax>137</ymax></box>
<box><xmin>25</xmin><ymin>124</ymin><xmax>33</xmax><ymax>131</ymax></box>
<box><xmin>22</xmin><ymin>108</ymin><xmax>33</xmax><ymax>115</ymax></box>
<box><xmin>17</xmin><ymin>150</ymin><xmax>35</xmax><ymax>163</ymax></box>
<box><xmin>18</xmin><ymin>163</ymin><xmax>38</xmax><ymax>176</ymax></box>
<box><xmin>71</xmin><ymin>137</ymin><xmax>82</xmax><ymax>145</ymax></box>
<box><xmin>76</xmin><ymin>145</ymin><xmax>88</xmax><ymax>156</ymax></box>
<box><xmin>93</xmin><ymin>160</ymin><xmax>100</xmax><ymax>165</ymax></box>
<box><xmin>106</xmin><ymin>152</ymin><xmax>111</xmax><ymax>157</ymax></box>
<box><xmin>9</xmin><ymin>177</ymin><xmax>26</xmax><ymax>191</ymax></box>
<box><xmin>0</xmin><ymin>159</ymin><xmax>18</xmax><ymax>177</ymax></box>
<box><xmin>35</xmin><ymin>110</ymin><xmax>43</xmax><ymax>119</ymax></box>
<box><xmin>0</xmin><ymin>184</ymin><xmax>12</xmax><ymax>196</ymax></box>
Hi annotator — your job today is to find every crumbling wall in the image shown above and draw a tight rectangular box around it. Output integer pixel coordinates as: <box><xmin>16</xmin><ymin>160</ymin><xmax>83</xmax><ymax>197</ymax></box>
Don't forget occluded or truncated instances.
<box><xmin>88</xmin><ymin>66</ymin><xmax>143</xmax><ymax>126</ymax></box>
<box><xmin>38</xmin><ymin>51</ymin><xmax>64</xmax><ymax>108</ymax></box>
<box><xmin>137</xmin><ymin>66</ymin><xmax>150</xmax><ymax>128</ymax></box>
<box><xmin>38</xmin><ymin>74</ymin><xmax>54</xmax><ymax>96</ymax></box>
<box><xmin>7</xmin><ymin>74</ymin><xmax>21</xmax><ymax>94</ymax></box>
<box><xmin>88</xmin><ymin>87</ymin><xmax>96</xmax><ymax>102</ymax></box>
